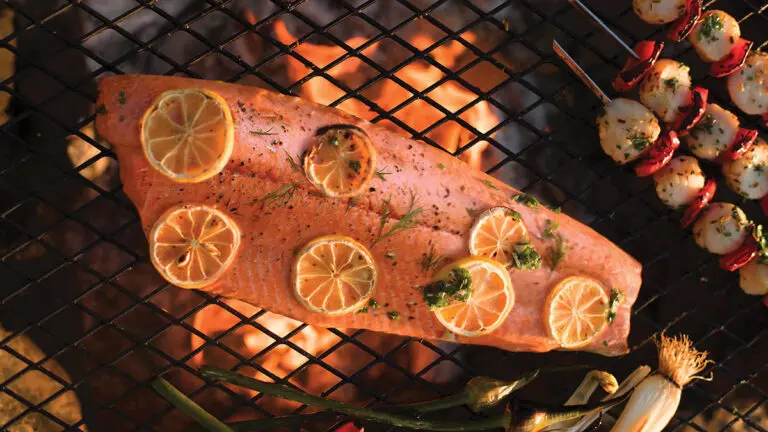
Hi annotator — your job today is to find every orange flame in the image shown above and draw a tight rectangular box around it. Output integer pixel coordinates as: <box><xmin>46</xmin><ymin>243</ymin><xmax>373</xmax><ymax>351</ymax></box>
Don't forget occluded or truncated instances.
<box><xmin>273</xmin><ymin>20</ymin><xmax>497</xmax><ymax>169</ymax></box>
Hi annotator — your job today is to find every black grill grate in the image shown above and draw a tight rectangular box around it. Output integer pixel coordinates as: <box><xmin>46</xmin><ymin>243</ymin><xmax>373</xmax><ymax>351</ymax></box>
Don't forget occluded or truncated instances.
<box><xmin>0</xmin><ymin>0</ymin><xmax>766</xmax><ymax>430</ymax></box>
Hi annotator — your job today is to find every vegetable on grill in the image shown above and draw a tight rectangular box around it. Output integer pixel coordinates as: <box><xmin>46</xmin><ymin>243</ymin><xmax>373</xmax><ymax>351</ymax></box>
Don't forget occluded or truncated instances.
<box><xmin>611</xmin><ymin>334</ymin><xmax>711</xmax><ymax>432</ymax></box>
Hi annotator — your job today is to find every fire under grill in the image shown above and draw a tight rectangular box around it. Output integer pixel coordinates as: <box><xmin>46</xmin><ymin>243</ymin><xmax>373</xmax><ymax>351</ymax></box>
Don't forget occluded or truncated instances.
<box><xmin>0</xmin><ymin>0</ymin><xmax>766</xmax><ymax>430</ymax></box>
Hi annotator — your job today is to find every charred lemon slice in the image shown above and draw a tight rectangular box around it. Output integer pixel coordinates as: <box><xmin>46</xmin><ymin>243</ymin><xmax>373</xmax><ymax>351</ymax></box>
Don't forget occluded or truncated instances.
<box><xmin>149</xmin><ymin>204</ymin><xmax>240</xmax><ymax>288</ymax></box>
<box><xmin>544</xmin><ymin>276</ymin><xmax>609</xmax><ymax>348</ymax></box>
<box><xmin>304</xmin><ymin>126</ymin><xmax>376</xmax><ymax>197</ymax></box>
<box><xmin>293</xmin><ymin>235</ymin><xmax>378</xmax><ymax>316</ymax></box>
<box><xmin>141</xmin><ymin>88</ymin><xmax>234</xmax><ymax>182</ymax></box>
<box><xmin>428</xmin><ymin>257</ymin><xmax>514</xmax><ymax>337</ymax></box>
<box><xmin>468</xmin><ymin>207</ymin><xmax>529</xmax><ymax>267</ymax></box>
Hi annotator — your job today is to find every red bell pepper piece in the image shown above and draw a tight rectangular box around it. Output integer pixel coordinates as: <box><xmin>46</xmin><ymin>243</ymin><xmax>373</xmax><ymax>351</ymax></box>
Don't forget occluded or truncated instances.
<box><xmin>680</xmin><ymin>179</ymin><xmax>716</xmax><ymax>228</ymax></box>
<box><xmin>634</xmin><ymin>131</ymin><xmax>680</xmax><ymax>177</ymax></box>
<box><xmin>667</xmin><ymin>0</ymin><xmax>702</xmax><ymax>42</ymax></box>
<box><xmin>762</xmin><ymin>112</ymin><xmax>768</xmax><ymax>128</ymax></box>
<box><xmin>672</xmin><ymin>86</ymin><xmax>708</xmax><ymax>136</ymax></box>
<box><xmin>337</xmin><ymin>422</ymin><xmax>364</xmax><ymax>432</ymax></box>
<box><xmin>761</xmin><ymin>195</ymin><xmax>768</xmax><ymax>215</ymax></box>
<box><xmin>719</xmin><ymin>224</ymin><xmax>760</xmax><ymax>271</ymax></box>
<box><xmin>719</xmin><ymin>128</ymin><xmax>758</xmax><ymax>162</ymax></box>
<box><xmin>612</xmin><ymin>40</ymin><xmax>664</xmax><ymax>92</ymax></box>
<box><xmin>710</xmin><ymin>38</ymin><xmax>753</xmax><ymax>78</ymax></box>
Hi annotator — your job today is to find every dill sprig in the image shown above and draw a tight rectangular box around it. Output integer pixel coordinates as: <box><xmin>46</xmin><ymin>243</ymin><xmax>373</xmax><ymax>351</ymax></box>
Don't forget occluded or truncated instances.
<box><xmin>420</xmin><ymin>244</ymin><xmax>445</xmax><ymax>274</ymax></box>
<box><xmin>375</xmin><ymin>167</ymin><xmax>392</xmax><ymax>181</ymax></box>
<box><xmin>371</xmin><ymin>191</ymin><xmax>423</xmax><ymax>248</ymax></box>
<box><xmin>257</xmin><ymin>181</ymin><xmax>304</xmax><ymax>208</ymax></box>
<box><xmin>284</xmin><ymin>150</ymin><xmax>303</xmax><ymax>173</ymax></box>
<box><xmin>250</xmin><ymin>127</ymin><xmax>276</xmax><ymax>136</ymax></box>
<box><xmin>346</xmin><ymin>195</ymin><xmax>360</xmax><ymax>214</ymax></box>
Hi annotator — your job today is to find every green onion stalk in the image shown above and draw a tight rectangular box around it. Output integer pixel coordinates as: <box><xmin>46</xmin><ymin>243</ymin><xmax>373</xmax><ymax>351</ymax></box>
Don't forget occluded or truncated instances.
<box><xmin>153</xmin><ymin>366</ymin><xmax>630</xmax><ymax>432</ymax></box>
<box><xmin>202</xmin><ymin>367</ymin><xmax>628</xmax><ymax>431</ymax></box>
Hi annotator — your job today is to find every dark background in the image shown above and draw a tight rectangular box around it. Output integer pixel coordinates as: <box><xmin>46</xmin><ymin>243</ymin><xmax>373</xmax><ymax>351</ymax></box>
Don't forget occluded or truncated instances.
<box><xmin>0</xmin><ymin>0</ymin><xmax>766</xmax><ymax>430</ymax></box>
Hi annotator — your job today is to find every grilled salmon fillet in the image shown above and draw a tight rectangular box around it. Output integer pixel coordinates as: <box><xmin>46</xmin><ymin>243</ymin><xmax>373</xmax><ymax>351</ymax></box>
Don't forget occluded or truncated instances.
<box><xmin>95</xmin><ymin>75</ymin><xmax>642</xmax><ymax>356</ymax></box>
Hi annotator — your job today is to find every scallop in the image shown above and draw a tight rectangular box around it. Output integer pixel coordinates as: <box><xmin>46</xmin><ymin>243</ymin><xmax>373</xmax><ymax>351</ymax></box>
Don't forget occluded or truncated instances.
<box><xmin>597</xmin><ymin>98</ymin><xmax>661</xmax><ymax>165</ymax></box>
<box><xmin>689</xmin><ymin>10</ymin><xmax>741</xmax><ymax>62</ymax></box>
<box><xmin>686</xmin><ymin>103</ymin><xmax>739</xmax><ymax>160</ymax></box>
<box><xmin>723</xmin><ymin>138</ymin><xmax>768</xmax><ymax>200</ymax></box>
<box><xmin>653</xmin><ymin>156</ymin><xmax>706</xmax><ymax>209</ymax></box>
<box><xmin>728</xmin><ymin>52</ymin><xmax>768</xmax><ymax>115</ymax></box>
<box><xmin>739</xmin><ymin>259</ymin><xmax>768</xmax><ymax>295</ymax></box>
<box><xmin>693</xmin><ymin>202</ymin><xmax>749</xmax><ymax>255</ymax></box>
<box><xmin>633</xmin><ymin>0</ymin><xmax>687</xmax><ymax>24</ymax></box>
<box><xmin>638</xmin><ymin>59</ymin><xmax>693</xmax><ymax>123</ymax></box>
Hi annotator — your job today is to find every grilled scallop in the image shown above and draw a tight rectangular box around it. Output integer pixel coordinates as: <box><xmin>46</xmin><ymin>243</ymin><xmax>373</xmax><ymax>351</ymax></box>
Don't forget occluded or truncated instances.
<box><xmin>597</xmin><ymin>98</ymin><xmax>661</xmax><ymax>164</ymax></box>
<box><xmin>723</xmin><ymin>138</ymin><xmax>768</xmax><ymax>200</ymax></box>
<box><xmin>639</xmin><ymin>59</ymin><xmax>692</xmax><ymax>123</ymax></box>
<box><xmin>739</xmin><ymin>259</ymin><xmax>768</xmax><ymax>295</ymax></box>
<box><xmin>633</xmin><ymin>0</ymin><xmax>687</xmax><ymax>24</ymax></box>
<box><xmin>728</xmin><ymin>52</ymin><xmax>768</xmax><ymax>115</ymax></box>
<box><xmin>653</xmin><ymin>156</ymin><xmax>706</xmax><ymax>209</ymax></box>
<box><xmin>689</xmin><ymin>10</ymin><xmax>741</xmax><ymax>62</ymax></box>
<box><xmin>693</xmin><ymin>202</ymin><xmax>749</xmax><ymax>255</ymax></box>
<box><xmin>686</xmin><ymin>103</ymin><xmax>739</xmax><ymax>160</ymax></box>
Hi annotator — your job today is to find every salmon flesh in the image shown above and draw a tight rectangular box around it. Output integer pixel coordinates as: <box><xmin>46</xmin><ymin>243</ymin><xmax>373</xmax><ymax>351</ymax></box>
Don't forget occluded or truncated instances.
<box><xmin>95</xmin><ymin>75</ymin><xmax>642</xmax><ymax>356</ymax></box>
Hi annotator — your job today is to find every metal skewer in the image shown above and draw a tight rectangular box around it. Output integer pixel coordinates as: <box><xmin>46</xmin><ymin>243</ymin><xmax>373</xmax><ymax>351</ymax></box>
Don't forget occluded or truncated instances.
<box><xmin>568</xmin><ymin>0</ymin><xmax>640</xmax><ymax>61</ymax></box>
<box><xmin>553</xmin><ymin>40</ymin><xmax>612</xmax><ymax>105</ymax></box>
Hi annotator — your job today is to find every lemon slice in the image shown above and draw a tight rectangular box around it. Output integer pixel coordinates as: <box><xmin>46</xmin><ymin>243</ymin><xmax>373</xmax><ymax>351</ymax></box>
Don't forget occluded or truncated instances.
<box><xmin>430</xmin><ymin>257</ymin><xmax>514</xmax><ymax>337</ymax></box>
<box><xmin>141</xmin><ymin>88</ymin><xmax>234</xmax><ymax>182</ymax></box>
<box><xmin>293</xmin><ymin>235</ymin><xmax>378</xmax><ymax>316</ymax></box>
<box><xmin>468</xmin><ymin>207</ymin><xmax>529</xmax><ymax>267</ymax></box>
<box><xmin>303</xmin><ymin>126</ymin><xmax>376</xmax><ymax>197</ymax></box>
<box><xmin>544</xmin><ymin>276</ymin><xmax>610</xmax><ymax>348</ymax></box>
<box><xmin>149</xmin><ymin>204</ymin><xmax>241</xmax><ymax>288</ymax></box>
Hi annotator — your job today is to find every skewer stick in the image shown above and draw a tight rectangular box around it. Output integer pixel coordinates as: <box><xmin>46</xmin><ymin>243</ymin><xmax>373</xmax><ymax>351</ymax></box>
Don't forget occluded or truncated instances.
<box><xmin>553</xmin><ymin>40</ymin><xmax>612</xmax><ymax>105</ymax></box>
<box><xmin>568</xmin><ymin>0</ymin><xmax>640</xmax><ymax>61</ymax></box>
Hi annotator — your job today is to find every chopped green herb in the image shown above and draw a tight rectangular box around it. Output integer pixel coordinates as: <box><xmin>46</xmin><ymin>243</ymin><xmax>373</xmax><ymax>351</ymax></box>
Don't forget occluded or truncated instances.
<box><xmin>420</xmin><ymin>244</ymin><xmax>445</xmax><ymax>274</ymax></box>
<box><xmin>754</xmin><ymin>225</ymin><xmax>768</xmax><ymax>264</ymax></box>
<box><xmin>606</xmin><ymin>288</ymin><xmax>625</xmax><ymax>323</ymax></box>
<box><xmin>548</xmin><ymin>234</ymin><xmax>568</xmax><ymax>270</ymax></box>
<box><xmin>699</xmin><ymin>13</ymin><xmax>724</xmax><ymax>42</ymax></box>
<box><xmin>385</xmin><ymin>252</ymin><xmax>396</xmax><ymax>260</ymax></box>
<box><xmin>95</xmin><ymin>104</ymin><xmax>107</xmax><ymax>115</ymax></box>
<box><xmin>119</xmin><ymin>114</ymin><xmax>125</xmax><ymax>122</ymax></box>
<box><xmin>437</xmin><ymin>162</ymin><xmax>446</xmax><ymax>170</ymax></box>
<box><xmin>329</xmin><ymin>136</ymin><xmax>340</xmax><ymax>147</ymax></box>
<box><xmin>466</xmin><ymin>208</ymin><xmax>476</xmax><ymax>217</ymax></box>
<box><xmin>371</xmin><ymin>191</ymin><xmax>423</xmax><ymax>247</ymax></box>
<box><xmin>662</xmin><ymin>77</ymin><xmax>679</xmax><ymax>90</ymax></box>
<box><xmin>511</xmin><ymin>242</ymin><xmax>542</xmax><ymax>271</ymax></box>
<box><xmin>630</xmin><ymin>134</ymin><xmax>651</xmax><ymax>151</ymax></box>
<box><xmin>603</xmin><ymin>341</ymin><xmax>609</xmax><ymax>347</ymax></box>
<box><xmin>250</xmin><ymin>128</ymin><xmax>276</xmax><ymax>136</ymax></box>
<box><xmin>512</xmin><ymin>193</ymin><xmax>539</xmax><ymax>209</ymax></box>
<box><xmin>118</xmin><ymin>91</ymin><xmax>126</xmax><ymax>105</ymax></box>
<box><xmin>753</xmin><ymin>163</ymin><xmax>765</xmax><ymax>173</ymax></box>
<box><xmin>482</xmin><ymin>179</ymin><xmax>499</xmax><ymax>190</ymax></box>
<box><xmin>346</xmin><ymin>195</ymin><xmax>360</xmax><ymax>213</ymax></box>
<box><xmin>387</xmin><ymin>311</ymin><xmax>400</xmax><ymax>321</ymax></box>
<box><xmin>348</xmin><ymin>160</ymin><xmax>362</xmax><ymax>173</ymax></box>
<box><xmin>357</xmin><ymin>299</ymin><xmax>381</xmax><ymax>313</ymax></box>
<box><xmin>308</xmin><ymin>190</ymin><xmax>326</xmax><ymax>197</ymax></box>
<box><xmin>422</xmin><ymin>267</ymin><xmax>472</xmax><ymax>310</ymax></box>
<box><xmin>375</xmin><ymin>167</ymin><xmax>392</xmax><ymax>180</ymax></box>
<box><xmin>543</xmin><ymin>219</ymin><xmax>560</xmax><ymax>238</ymax></box>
